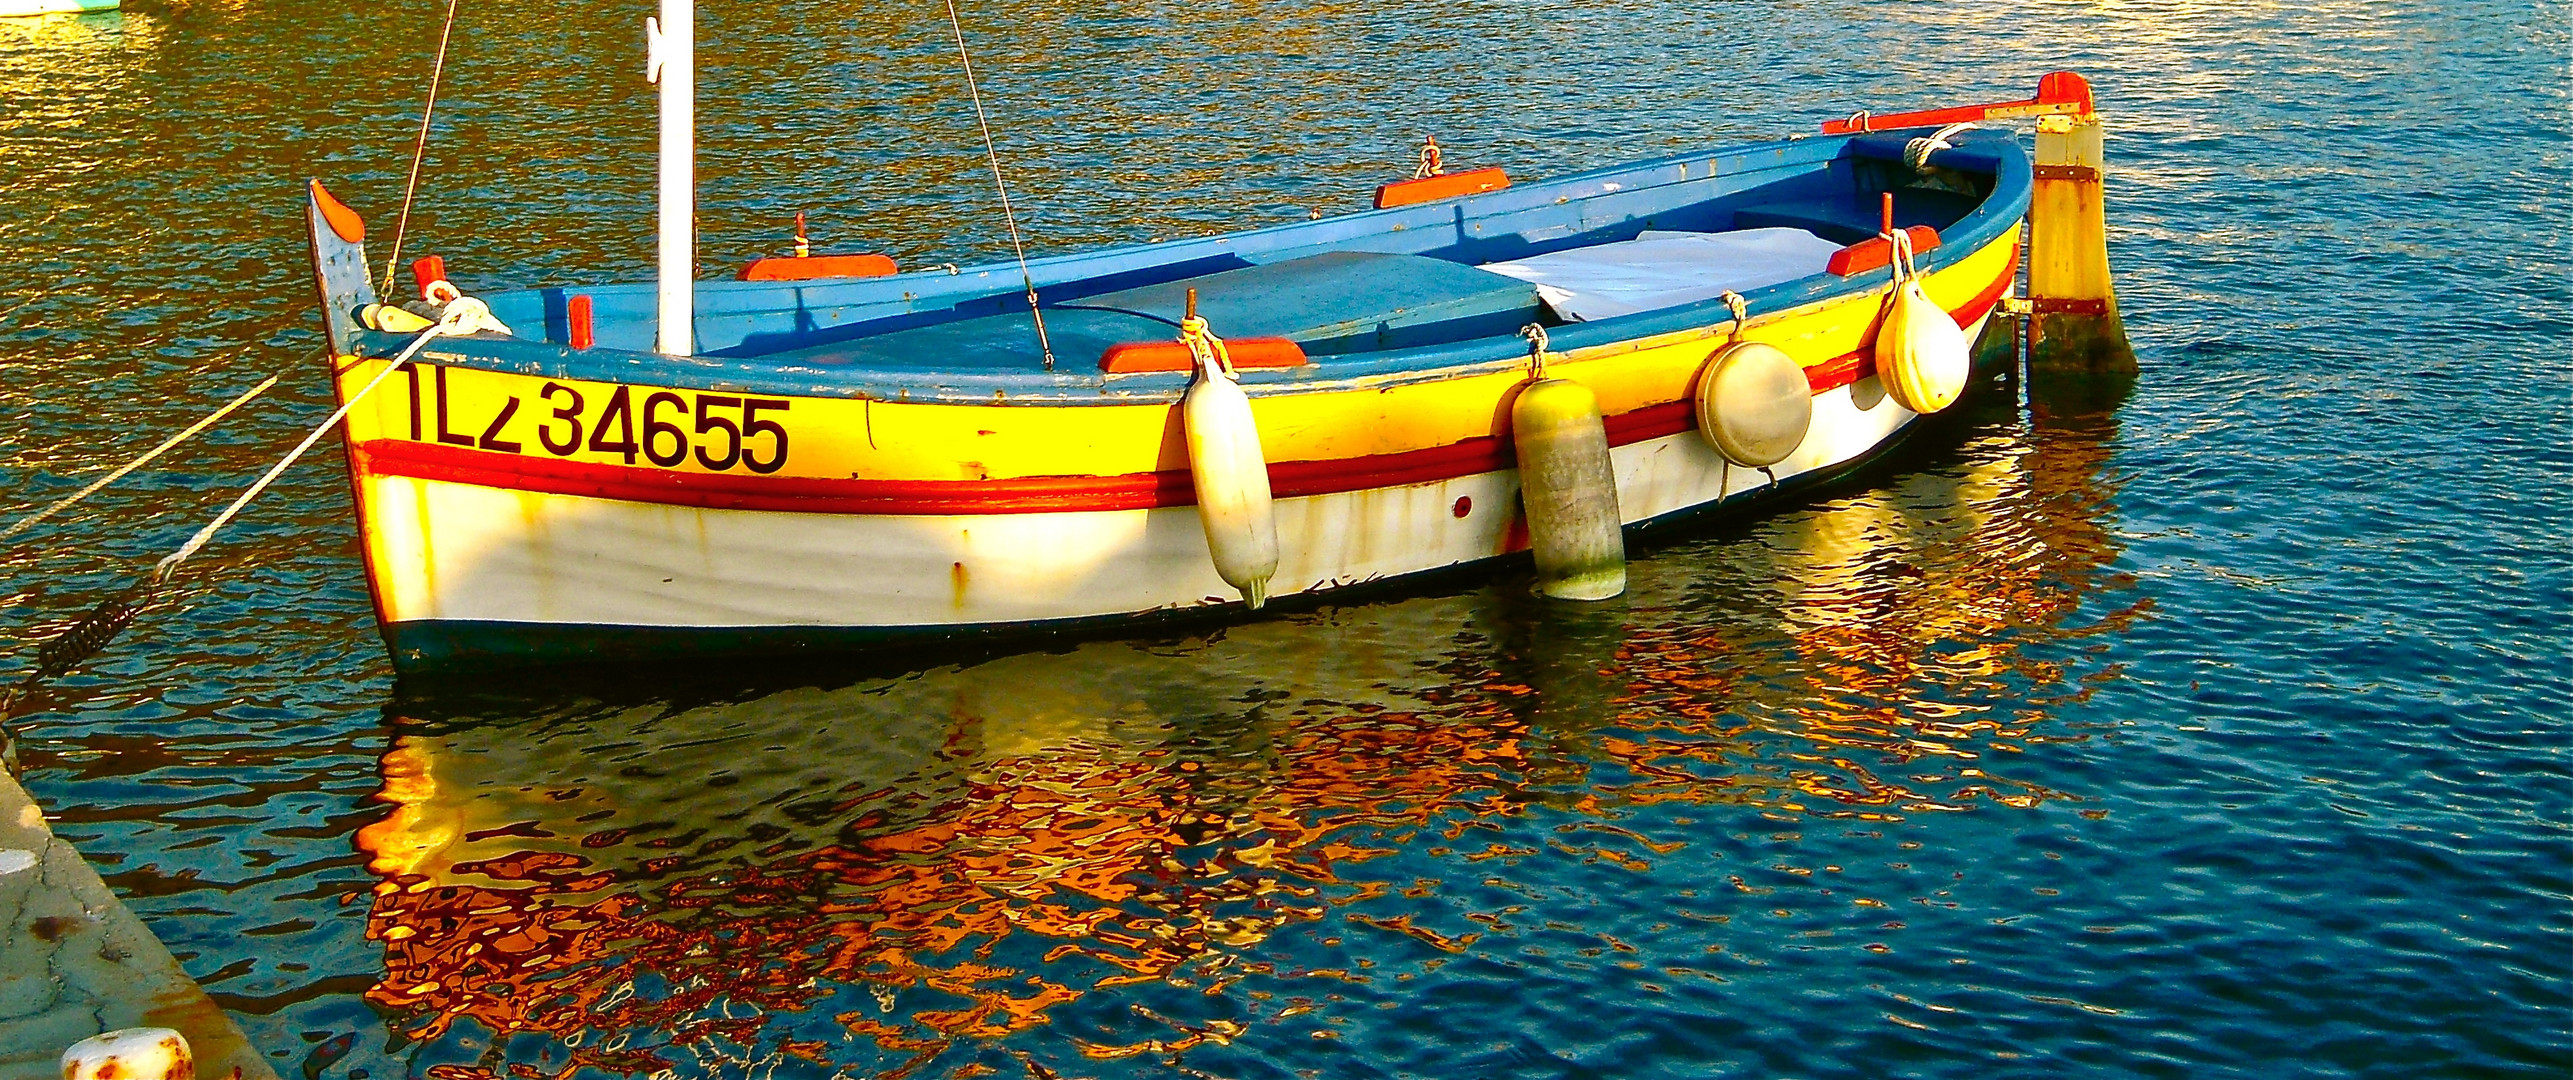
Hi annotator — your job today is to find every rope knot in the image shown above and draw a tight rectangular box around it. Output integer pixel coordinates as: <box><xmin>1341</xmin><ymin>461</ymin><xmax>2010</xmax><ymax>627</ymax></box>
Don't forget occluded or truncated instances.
<box><xmin>1413</xmin><ymin>136</ymin><xmax>1445</xmax><ymax>180</ymax></box>
<box><xmin>1887</xmin><ymin>226</ymin><xmax>1923</xmax><ymax>283</ymax></box>
<box><xmin>1180</xmin><ymin>315</ymin><xmax>1235</xmax><ymax>378</ymax></box>
<box><xmin>1518</xmin><ymin>323</ymin><xmax>1550</xmax><ymax>379</ymax></box>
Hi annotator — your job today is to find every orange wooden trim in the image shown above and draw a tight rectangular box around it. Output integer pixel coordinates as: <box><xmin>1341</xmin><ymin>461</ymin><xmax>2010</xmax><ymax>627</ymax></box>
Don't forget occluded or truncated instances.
<box><xmin>1099</xmin><ymin>337</ymin><xmax>1308</xmax><ymax>374</ymax></box>
<box><xmin>2034</xmin><ymin>71</ymin><xmax>2095</xmax><ymax>114</ymax></box>
<box><xmin>1373</xmin><ymin>167</ymin><xmax>1511</xmax><ymax>210</ymax></box>
<box><xmin>736</xmin><ymin>252</ymin><xmax>899</xmax><ymax>282</ymax></box>
<box><xmin>1820</xmin><ymin>71</ymin><xmax>2094</xmax><ymax>135</ymax></box>
<box><xmin>310</xmin><ymin>179</ymin><xmax>365</xmax><ymax>244</ymax></box>
<box><xmin>567</xmin><ymin>295</ymin><xmax>595</xmax><ymax>350</ymax></box>
<box><xmin>1825</xmin><ymin>226</ymin><xmax>1941</xmax><ymax>277</ymax></box>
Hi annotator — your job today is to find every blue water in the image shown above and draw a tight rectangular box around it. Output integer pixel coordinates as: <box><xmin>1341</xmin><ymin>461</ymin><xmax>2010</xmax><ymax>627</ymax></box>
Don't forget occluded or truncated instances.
<box><xmin>2</xmin><ymin>0</ymin><xmax>2567</xmax><ymax>1077</ymax></box>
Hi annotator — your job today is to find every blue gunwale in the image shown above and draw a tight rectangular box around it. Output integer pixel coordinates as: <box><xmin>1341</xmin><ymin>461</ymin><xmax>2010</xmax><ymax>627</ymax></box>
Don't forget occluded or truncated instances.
<box><xmin>346</xmin><ymin>128</ymin><xmax>2030</xmax><ymax>406</ymax></box>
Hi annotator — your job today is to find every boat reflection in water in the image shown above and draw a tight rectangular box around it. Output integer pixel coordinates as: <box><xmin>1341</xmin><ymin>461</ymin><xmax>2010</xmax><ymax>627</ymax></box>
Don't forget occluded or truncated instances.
<box><xmin>354</xmin><ymin>383</ymin><xmax>2137</xmax><ymax>1077</ymax></box>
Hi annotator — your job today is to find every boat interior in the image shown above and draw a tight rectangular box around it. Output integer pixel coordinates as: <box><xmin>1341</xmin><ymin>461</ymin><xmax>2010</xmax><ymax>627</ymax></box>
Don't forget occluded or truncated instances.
<box><xmin>449</xmin><ymin>130</ymin><xmax>2028</xmax><ymax>394</ymax></box>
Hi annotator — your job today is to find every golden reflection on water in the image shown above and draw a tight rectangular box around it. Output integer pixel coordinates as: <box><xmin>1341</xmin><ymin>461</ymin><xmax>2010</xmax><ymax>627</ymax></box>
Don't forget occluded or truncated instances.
<box><xmin>357</xmin><ymin>663</ymin><xmax>1548</xmax><ymax>1072</ymax></box>
<box><xmin>0</xmin><ymin>10</ymin><xmax>158</xmax><ymax>235</ymax></box>
<box><xmin>353</xmin><ymin>390</ymin><xmax>2135</xmax><ymax>1076</ymax></box>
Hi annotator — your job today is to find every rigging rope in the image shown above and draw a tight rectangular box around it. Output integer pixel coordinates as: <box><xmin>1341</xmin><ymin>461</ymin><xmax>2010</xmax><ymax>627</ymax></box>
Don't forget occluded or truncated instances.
<box><xmin>941</xmin><ymin>0</ymin><xmax>1056</xmax><ymax>371</ymax></box>
<box><xmin>381</xmin><ymin>0</ymin><xmax>465</xmax><ymax>296</ymax></box>
<box><xmin>0</xmin><ymin>373</ymin><xmax>281</xmax><ymax>544</ymax></box>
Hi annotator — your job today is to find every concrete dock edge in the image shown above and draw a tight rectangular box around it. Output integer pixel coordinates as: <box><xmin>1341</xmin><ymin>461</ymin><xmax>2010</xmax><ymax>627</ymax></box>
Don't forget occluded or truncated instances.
<box><xmin>0</xmin><ymin>769</ymin><xmax>276</xmax><ymax>1080</ymax></box>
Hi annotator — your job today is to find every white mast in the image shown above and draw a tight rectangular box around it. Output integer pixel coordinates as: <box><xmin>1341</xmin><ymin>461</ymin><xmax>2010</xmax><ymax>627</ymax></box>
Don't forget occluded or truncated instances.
<box><xmin>647</xmin><ymin>0</ymin><xmax>694</xmax><ymax>355</ymax></box>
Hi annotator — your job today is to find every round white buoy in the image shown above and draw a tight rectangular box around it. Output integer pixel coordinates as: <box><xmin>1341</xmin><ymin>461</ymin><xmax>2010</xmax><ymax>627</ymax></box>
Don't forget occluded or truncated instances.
<box><xmin>1693</xmin><ymin>341</ymin><xmax>1813</xmax><ymax>468</ymax></box>
<box><xmin>1512</xmin><ymin>376</ymin><xmax>1625</xmax><ymax>600</ymax></box>
<box><xmin>61</xmin><ymin>1028</ymin><xmax>193</xmax><ymax>1080</ymax></box>
<box><xmin>1182</xmin><ymin>341</ymin><xmax>1279</xmax><ymax>609</ymax></box>
<box><xmin>1875</xmin><ymin>243</ymin><xmax>1972</xmax><ymax>415</ymax></box>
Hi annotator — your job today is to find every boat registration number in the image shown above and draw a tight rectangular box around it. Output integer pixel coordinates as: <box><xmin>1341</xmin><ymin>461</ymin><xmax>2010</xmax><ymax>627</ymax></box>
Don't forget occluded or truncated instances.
<box><xmin>404</xmin><ymin>365</ymin><xmax>792</xmax><ymax>474</ymax></box>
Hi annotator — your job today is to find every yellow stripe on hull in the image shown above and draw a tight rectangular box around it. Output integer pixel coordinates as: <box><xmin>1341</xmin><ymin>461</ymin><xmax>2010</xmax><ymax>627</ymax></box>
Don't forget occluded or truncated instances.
<box><xmin>333</xmin><ymin>233</ymin><xmax>2017</xmax><ymax>487</ymax></box>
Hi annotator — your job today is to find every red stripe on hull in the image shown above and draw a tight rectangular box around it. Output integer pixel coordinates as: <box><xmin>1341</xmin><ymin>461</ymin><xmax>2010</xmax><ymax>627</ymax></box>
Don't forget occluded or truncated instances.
<box><xmin>356</xmin><ymin>253</ymin><xmax>2015</xmax><ymax>517</ymax></box>
<box><xmin>352</xmin><ymin>441</ymin><xmax>1192</xmax><ymax>515</ymax></box>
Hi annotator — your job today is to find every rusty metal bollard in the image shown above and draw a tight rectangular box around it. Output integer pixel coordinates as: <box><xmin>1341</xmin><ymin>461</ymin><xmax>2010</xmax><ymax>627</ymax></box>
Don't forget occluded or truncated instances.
<box><xmin>61</xmin><ymin>1027</ymin><xmax>193</xmax><ymax>1080</ymax></box>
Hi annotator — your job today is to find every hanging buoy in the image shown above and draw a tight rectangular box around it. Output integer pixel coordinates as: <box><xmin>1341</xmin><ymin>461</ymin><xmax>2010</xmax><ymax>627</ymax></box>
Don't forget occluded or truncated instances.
<box><xmin>1178</xmin><ymin>294</ymin><xmax>1279</xmax><ymax>608</ymax></box>
<box><xmin>1511</xmin><ymin>326</ymin><xmax>1624</xmax><ymax>600</ymax></box>
<box><xmin>1874</xmin><ymin>228</ymin><xmax>1971</xmax><ymax>415</ymax></box>
<box><xmin>1694</xmin><ymin>341</ymin><xmax>1811</xmax><ymax>468</ymax></box>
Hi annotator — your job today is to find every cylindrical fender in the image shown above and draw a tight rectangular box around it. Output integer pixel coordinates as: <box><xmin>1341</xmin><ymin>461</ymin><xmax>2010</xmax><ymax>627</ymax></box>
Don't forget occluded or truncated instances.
<box><xmin>1511</xmin><ymin>377</ymin><xmax>1625</xmax><ymax>600</ymax></box>
<box><xmin>1693</xmin><ymin>341</ymin><xmax>1812</xmax><ymax>468</ymax></box>
<box><xmin>1183</xmin><ymin>364</ymin><xmax>1279</xmax><ymax>608</ymax></box>
<box><xmin>1876</xmin><ymin>277</ymin><xmax>1971</xmax><ymax>415</ymax></box>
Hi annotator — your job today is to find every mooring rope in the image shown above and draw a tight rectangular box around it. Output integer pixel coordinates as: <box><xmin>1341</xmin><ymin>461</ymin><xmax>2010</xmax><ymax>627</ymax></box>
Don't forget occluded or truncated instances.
<box><xmin>0</xmin><ymin>373</ymin><xmax>282</xmax><ymax>544</ymax></box>
<box><xmin>380</xmin><ymin>0</ymin><xmax>465</xmax><ymax>296</ymax></box>
<box><xmin>153</xmin><ymin>326</ymin><xmax>446</xmax><ymax>582</ymax></box>
<box><xmin>0</xmin><ymin>321</ymin><xmax>451</xmax><ymax>729</ymax></box>
<box><xmin>940</xmin><ymin>0</ymin><xmax>1055</xmax><ymax>371</ymax></box>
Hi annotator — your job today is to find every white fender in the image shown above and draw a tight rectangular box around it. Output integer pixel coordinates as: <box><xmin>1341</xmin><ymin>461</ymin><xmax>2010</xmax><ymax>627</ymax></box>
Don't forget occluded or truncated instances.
<box><xmin>1693</xmin><ymin>341</ymin><xmax>1812</xmax><ymax>468</ymax></box>
<box><xmin>1875</xmin><ymin>252</ymin><xmax>1971</xmax><ymax>415</ymax></box>
<box><xmin>1183</xmin><ymin>360</ymin><xmax>1279</xmax><ymax>608</ymax></box>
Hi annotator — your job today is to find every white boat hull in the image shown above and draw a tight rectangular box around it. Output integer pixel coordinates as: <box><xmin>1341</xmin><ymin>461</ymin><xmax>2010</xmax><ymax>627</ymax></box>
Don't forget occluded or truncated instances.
<box><xmin>356</xmin><ymin>358</ymin><xmax>1968</xmax><ymax>665</ymax></box>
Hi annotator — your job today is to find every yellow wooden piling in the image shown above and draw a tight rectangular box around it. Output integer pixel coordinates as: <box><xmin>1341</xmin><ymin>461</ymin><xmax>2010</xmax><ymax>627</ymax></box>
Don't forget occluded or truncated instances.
<box><xmin>2027</xmin><ymin>93</ymin><xmax>2138</xmax><ymax>373</ymax></box>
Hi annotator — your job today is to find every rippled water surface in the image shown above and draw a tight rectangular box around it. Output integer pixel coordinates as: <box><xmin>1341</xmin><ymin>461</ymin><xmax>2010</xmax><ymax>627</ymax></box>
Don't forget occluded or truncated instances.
<box><xmin>3</xmin><ymin>1</ymin><xmax>2569</xmax><ymax>1077</ymax></box>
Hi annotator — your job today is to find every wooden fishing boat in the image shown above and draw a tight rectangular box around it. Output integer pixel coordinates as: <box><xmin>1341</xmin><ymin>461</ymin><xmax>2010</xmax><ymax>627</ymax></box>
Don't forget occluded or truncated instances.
<box><xmin>303</xmin><ymin>68</ymin><xmax>2130</xmax><ymax>672</ymax></box>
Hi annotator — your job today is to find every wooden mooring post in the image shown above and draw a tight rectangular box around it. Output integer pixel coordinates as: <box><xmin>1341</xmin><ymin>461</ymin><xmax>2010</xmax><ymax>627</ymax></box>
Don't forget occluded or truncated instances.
<box><xmin>2025</xmin><ymin>73</ymin><xmax>2139</xmax><ymax>374</ymax></box>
